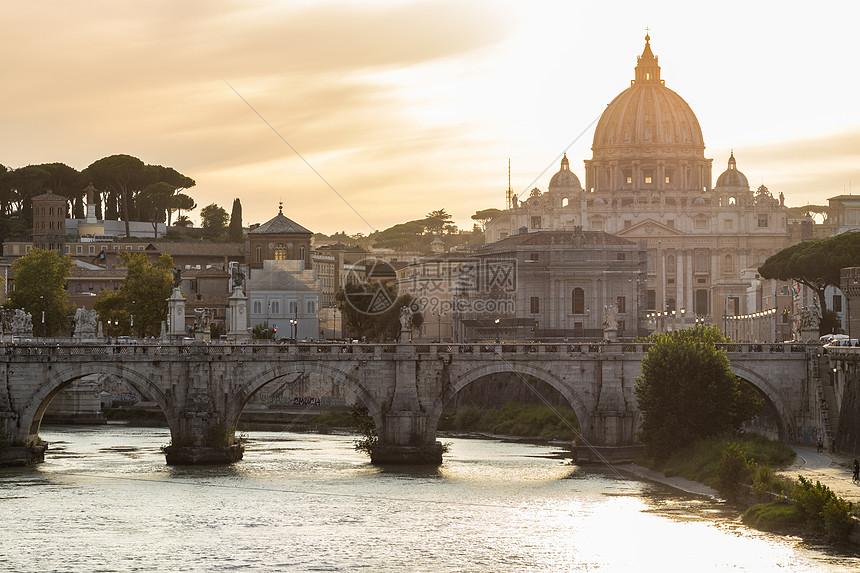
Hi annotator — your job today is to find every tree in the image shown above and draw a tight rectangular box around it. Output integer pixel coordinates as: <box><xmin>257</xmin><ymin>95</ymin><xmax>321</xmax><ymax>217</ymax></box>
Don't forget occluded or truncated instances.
<box><xmin>137</xmin><ymin>181</ymin><xmax>175</xmax><ymax>238</ymax></box>
<box><xmin>759</xmin><ymin>231</ymin><xmax>860</xmax><ymax>319</ymax></box>
<box><xmin>170</xmin><ymin>193</ymin><xmax>196</xmax><ymax>225</ymax></box>
<box><xmin>7</xmin><ymin>248</ymin><xmax>75</xmax><ymax>336</ymax></box>
<box><xmin>116</xmin><ymin>252</ymin><xmax>175</xmax><ymax>337</ymax></box>
<box><xmin>83</xmin><ymin>154</ymin><xmax>145</xmax><ymax>237</ymax></box>
<box><xmin>93</xmin><ymin>290</ymin><xmax>132</xmax><ymax>336</ymax></box>
<box><xmin>200</xmin><ymin>203</ymin><xmax>229</xmax><ymax>238</ymax></box>
<box><xmin>471</xmin><ymin>208</ymin><xmax>503</xmax><ymax>232</ymax></box>
<box><xmin>335</xmin><ymin>282</ymin><xmax>418</xmax><ymax>341</ymax></box>
<box><xmin>252</xmin><ymin>321</ymin><xmax>274</xmax><ymax>340</ymax></box>
<box><xmin>634</xmin><ymin>325</ymin><xmax>762</xmax><ymax>461</ymax></box>
<box><xmin>228</xmin><ymin>198</ymin><xmax>243</xmax><ymax>241</ymax></box>
<box><xmin>423</xmin><ymin>209</ymin><xmax>453</xmax><ymax>236</ymax></box>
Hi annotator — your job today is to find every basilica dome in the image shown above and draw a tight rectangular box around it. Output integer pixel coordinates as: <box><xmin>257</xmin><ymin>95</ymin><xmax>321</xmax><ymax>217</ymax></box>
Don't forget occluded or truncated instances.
<box><xmin>591</xmin><ymin>35</ymin><xmax>704</xmax><ymax>158</ymax></box>
<box><xmin>715</xmin><ymin>152</ymin><xmax>749</xmax><ymax>188</ymax></box>
<box><xmin>549</xmin><ymin>153</ymin><xmax>582</xmax><ymax>190</ymax></box>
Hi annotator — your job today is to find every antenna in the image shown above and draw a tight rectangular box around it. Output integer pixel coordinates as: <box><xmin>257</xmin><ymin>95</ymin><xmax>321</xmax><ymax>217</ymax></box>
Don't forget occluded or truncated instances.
<box><xmin>506</xmin><ymin>159</ymin><xmax>512</xmax><ymax>210</ymax></box>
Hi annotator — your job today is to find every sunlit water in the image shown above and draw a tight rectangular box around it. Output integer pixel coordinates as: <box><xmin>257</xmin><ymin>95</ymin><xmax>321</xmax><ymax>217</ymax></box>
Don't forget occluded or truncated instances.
<box><xmin>1</xmin><ymin>424</ymin><xmax>859</xmax><ymax>572</ymax></box>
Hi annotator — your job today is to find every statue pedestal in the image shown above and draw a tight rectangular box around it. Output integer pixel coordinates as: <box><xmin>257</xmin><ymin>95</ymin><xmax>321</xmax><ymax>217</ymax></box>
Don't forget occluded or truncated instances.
<box><xmin>227</xmin><ymin>287</ymin><xmax>250</xmax><ymax>343</ymax></box>
<box><xmin>167</xmin><ymin>288</ymin><xmax>186</xmax><ymax>341</ymax></box>
<box><xmin>603</xmin><ymin>328</ymin><xmax>618</xmax><ymax>342</ymax></box>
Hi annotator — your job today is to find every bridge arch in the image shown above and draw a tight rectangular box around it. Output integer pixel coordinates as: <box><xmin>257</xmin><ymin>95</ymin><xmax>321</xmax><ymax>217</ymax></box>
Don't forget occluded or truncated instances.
<box><xmin>226</xmin><ymin>361</ymin><xmax>382</xmax><ymax>430</ymax></box>
<box><xmin>429</xmin><ymin>361</ymin><xmax>591</xmax><ymax>437</ymax></box>
<box><xmin>22</xmin><ymin>362</ymin><xmax>170</xmax><ymax>439</ymax></box>
<box><xmin>730</xmin><ymin>363</ymin><xmax>795</xmax><ymax>441</ymax></box>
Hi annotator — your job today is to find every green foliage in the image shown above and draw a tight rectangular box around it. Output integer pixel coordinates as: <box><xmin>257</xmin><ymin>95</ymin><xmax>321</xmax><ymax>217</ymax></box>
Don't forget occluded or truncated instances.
<box><xmin>210</xmin><ymin>321</ymin><xmax>224</xmax><ymax>340</ymax></box>
<box><xmin>115</xmin><ymin>252</ymin><xmax>174</xmax><ymax>337</ymax></box>
<box><xmin>713</xmin><ymin>442</ymin><xmax>755</xmax><ymax>501</ymax></box>
<box><xmin>634</xmin><ymin>325</ymin><xmax>763</xmax><ymax>461</ymax></box>
<box><xmin>742</xmin><ymin>502</ymin><xmax>802</xmax><ymax>532</ymax></box>
<box><xmin>228</xmin><ymin>198</ymin><xmax>243</xmax><ymax>241</ymax></box>
<box><xmin>648</xmin><ymin>433</ymin><xmax>795</xmax><ymax>486</ymax></box>
<box><xmin>93</xmin><ymin>289</ymin><xmax>132</xmax><ymax>336</ymax></box>
<box><xmin>351</xmin><ymin>405</ymin><xmax>378</xmax><ymax>456</ymax></box>
<box><xmin>252</xmin><ymin>321</ymin><xmax>274</xmax><ymax>340</ymax></box>
<box><xmin>821</xmin><ymin>496</ymin><xmax>855</xmax><ymax>541</ymax></box>
<box><xmin>7</xmin><ymin>248</ymin><xmax>75</xmax><ymax>336</ymax></box>
<box><xmin>789</xmin><ymin>475</ymin><xmax>855</xmax><ymax>540</ymax></box>
<box><xmin>759</xmin><ymin>231</ymin><xmax>860</xmax><ymax>318</ymax></box>
<box><xmin>471</xmin><ymin>208</ymin><xmax>503</xmax><ymax>231</ymax></box>
<box><xmin>437</xmin><ymin>403</ymin><xmax>580</xmax><ymax>441</ymax></box>
<box><xmin>200</xmin><ymin>203</ymin><xmax>229</xmax><ymax>238</ymax></box>
<box><xmin>335</xmin><ymin>282</ymin><xmax>417</xmax><ymax>342</ymax></box>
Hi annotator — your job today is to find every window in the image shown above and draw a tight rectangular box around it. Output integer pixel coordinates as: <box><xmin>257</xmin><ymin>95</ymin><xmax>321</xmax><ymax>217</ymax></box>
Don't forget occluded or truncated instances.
<box><xmin>89</xmin><ymin>246</ymin><xmax>95</xmax><ymax>254</ymax></box>
<box><xmin>256</xmin><ymin>246</ymin><xmax>262</xmax><ymax>263</ymax></box>
<box><xmin>561</xmin><ymin>197</ymin><xmax>569</xmax><ymax>207</ymax></box>
<box><xmin>530</xmin><ymin>296</ymin><xmax>540</xmax><ymax>314</ymax></box>
<box><xmin>528</xmin><ymin>253</ymin><xmax>540</xmax><ymax>262</ymax></box>
<box><xmin>695</xmin><ymin>290</ymin><xmax>709</xmax><ymax>315</ymax></box>
<box><xmin>644</xmin><ymin>176</ymin><xmax>652</xmax><ymax>184</ymax></box>
<box><xmin>289</xmin><ymin>300</ymin><xmax>297</xmax><ymax>314</ymax></box>
<box><xmin>300</xmin><ymin>246</ymin><xmax>306</xmax><ymax>261</ymax></box>
<box><xmin>834</xmin><ymin>295</ymin><xmax>843</xmax><ymax>312</ymax></box>
<box><xmin>76</xmin><ymin>245</ymin><xmax>83</xmax><ymax>254</ymax></box>
<box><xmin>696</xmin><ymin>254</ymin><xmax>707</xmax><ymax>271</ymax></box>
<box><xmin>728</xmin><ymin>196</ymin><xmax>737</xmax><ymax>205</ymax></box>
<box><xmin>724</xmin><ymin>254</ymin><xmax>734</xmax><ymax>274</ymax></box>
<box><xmin>626</xmin><ymin>176</ymin><xmax>633</xmax><ymax>184</ymax></box>
<box><xmin>647</xmin><ymin>290</ymin><xmax>656</xmax><ymax>310</ymax></box>
<box><xmin>572</xmin><ymin>288</ymin><xmax>585</xmax><ymax>314</ymax></box>
<box><xmin>758</xmin><ymin>215</ymin><xmax>769</xmax><ymax>228</ymax></box>
<box><xmin>531</xmin><ymin>216</ymin><xmax>542</xmax><ymax>229</ymax></box>
<box><xmin>271</xmin><ymin>300</ymin><xmax>280</xmax><ymax>314</ymax></box>
<box><xmin>616</xmin><ymin>296</ymin><xmax>626</xmax><ymax>314</ymax></box>
<box><xmin>665</xmin><ymin>175</ymin><xmax>671</xmax><ymax>184</ymax></box>
<box><xmin>307</xmin><ymin>300</ymin><xmax>315</xmax><ymax>314</ymax></box>
<box><xmin>694</xmin><ymin>218</ymin><xmax>707</xmax><ymax>230</ymax></box>
<box><xmin>274</xmin><ymin>244</ymin><xmax>287</xmax><ymax>260</ymax></box>
<box><xmin>667</xmin><ymin>255</ymin><xmax>676</xmax><ymax>273</ymax></box>
<box><xmin>253</xmin><ymin>300</ymin><xmax>262</xmax><ymax>314</ymax></box>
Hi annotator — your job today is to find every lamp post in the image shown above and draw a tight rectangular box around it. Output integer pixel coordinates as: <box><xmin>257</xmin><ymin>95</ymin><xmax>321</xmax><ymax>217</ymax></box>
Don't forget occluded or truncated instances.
<box><xmin>290</xmin><ymin>318</ymin><xmax>297</xmax><ymax>341</ymax></box>
<box><xmin>680</xmin><ymin>307</ymin><xmax>686</xmax><ymax>330</ymax></box>
<box><xmin>494</xmin><ymin>317</ymin><xmax>500</xmax><ymax>344</ymax></box>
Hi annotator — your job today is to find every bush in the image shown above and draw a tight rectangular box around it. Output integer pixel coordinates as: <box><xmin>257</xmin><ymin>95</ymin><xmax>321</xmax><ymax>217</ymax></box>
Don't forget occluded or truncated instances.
<box><xmin>822</xmin><ymin>496</ymin><xmax>855</xmax><ymax>541</ymax></box>
<box><xmin>713</xmin><ymin>442</ymin><xmax>755</xmax><ymax>501</ymax></box>
<box><xmin>791</xmin><ymin>476</ymin><xmax>834</xmax><ymax>528</ymax></box>
<box><xmin>742</xmin><ymin>501</ymin><xmax>802</xmax><ymax>532</ymax></box>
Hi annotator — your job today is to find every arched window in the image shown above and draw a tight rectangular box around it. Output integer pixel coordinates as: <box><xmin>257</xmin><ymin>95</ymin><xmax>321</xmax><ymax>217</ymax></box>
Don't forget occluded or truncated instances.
<box><xmin>255</xmin><ymin>246</ymin><xmax>262</xmax><ymax>263</ymax></box>
<box><xmin>271</xmin><ymin>300</ymin><xmax>280</xmax><ymax>314</ymax></box>
<box><xmin>307</xmin><ymin>300</ymin><xmax>315</xmax><ymax>314</ymax></box>
<box><xmin>572</xmin><ymin>288</ymin><xmax>585</xmax><ymax>314</ymax></box>
<box><xmin>667</xmin><ymin>255</ymin><xmax>676</xmax><ymax>274</ymax></box>
<box><xmin>696</xmin><ymin>254</ymin><xmax>707</xmax><ymax>271</ymax></box>
<box><xmin>561</xmin><ymin>197</ymin><xmax>569</xmax><ymax>208</ymax></box>
<box><xmin>300</xmin><ymin>246</ymin><xmax>306</xmax><ymax>261</ymax></box>
<box><xmin>274</xmin><ymin>244</ymin><xmax>287</xmax><ymax>260</ymax></box>
<box><xmin>253</xmin><ymin>300</ymin><xmax>262</xmax><ymax>314</ymax></box>
<box><xmin>724</xmin><ymin>254</ymin><xmax>734</xmax><ymax>273</ymax></box>
<box><xmin>728</xmin><ymin>196</ymin><xmax>736</xmax><ymax>205</ymax></box>
<box><xmin>289</xmin><ymin>300</ymin><xmax>297</xmax><ymax>314</ymax></box>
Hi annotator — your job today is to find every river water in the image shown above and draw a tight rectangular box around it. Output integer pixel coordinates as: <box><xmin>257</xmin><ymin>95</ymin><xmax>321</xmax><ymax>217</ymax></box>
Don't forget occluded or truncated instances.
<box><xmin>2</xmin><ymin>424</ymin><xmax>859</xmax><ymax>572</ymax></box>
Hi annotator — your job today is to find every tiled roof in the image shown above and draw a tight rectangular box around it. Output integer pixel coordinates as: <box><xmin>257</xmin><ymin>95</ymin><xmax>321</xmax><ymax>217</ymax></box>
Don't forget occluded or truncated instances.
<box><xmin>249</xmin><ymin>212</ymin><xmax>312</xmax><ymax>235</ymax></box>
<box><xmin>145</xmin><ymin>242</ymin><xmax>245</xmax><ymax>257</ymax></box>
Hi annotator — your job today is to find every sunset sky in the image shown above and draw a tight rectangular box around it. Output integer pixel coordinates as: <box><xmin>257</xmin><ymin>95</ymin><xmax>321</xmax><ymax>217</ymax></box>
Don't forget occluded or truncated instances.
<box><xmin>4</xmin><ymin>1</ymin><xmax>859</xmax><ymax>236</ymax></box>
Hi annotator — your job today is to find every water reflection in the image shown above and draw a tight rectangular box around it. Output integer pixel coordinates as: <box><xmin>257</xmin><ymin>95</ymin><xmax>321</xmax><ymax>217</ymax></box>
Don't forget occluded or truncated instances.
<box><xmin>0</xmin><ymin>425</ymin><xmax>857</xmax><ymax>572</ymax></box>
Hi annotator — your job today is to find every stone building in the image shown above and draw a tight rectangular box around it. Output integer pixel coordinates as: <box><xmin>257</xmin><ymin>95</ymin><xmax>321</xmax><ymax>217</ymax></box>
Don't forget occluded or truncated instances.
<box><xmin>455</xmin><ymin>228</ymin><xmax>646</xmax><ymax>341</ymax></box>
<box><xmin>245</xmin><ymin>205</ymin><xmax>321</xmax><ymax>340</ymax></box>
<box><xmin>485</xmin><ymin>35</ymin><xmax>797</xmax><ymax>329</ymax></box>
<box><xmin>31</xmin><ymin>190</ymin><xmax>67</xmax><ymax>252</ymax></box>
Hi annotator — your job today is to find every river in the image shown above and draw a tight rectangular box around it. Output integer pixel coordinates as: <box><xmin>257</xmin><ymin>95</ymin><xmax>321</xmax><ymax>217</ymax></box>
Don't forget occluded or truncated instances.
<box><xmin>1</xmin><ymin>424</ymin><xmax>859</xmax><ymax>572</ymax></box>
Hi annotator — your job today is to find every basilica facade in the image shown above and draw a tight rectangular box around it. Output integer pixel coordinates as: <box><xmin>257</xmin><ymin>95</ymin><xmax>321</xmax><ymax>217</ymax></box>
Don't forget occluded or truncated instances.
<box><xmin>486</xmin><ymin>35</ymin><xmax>802</xmax><ymax>326</ymax></box>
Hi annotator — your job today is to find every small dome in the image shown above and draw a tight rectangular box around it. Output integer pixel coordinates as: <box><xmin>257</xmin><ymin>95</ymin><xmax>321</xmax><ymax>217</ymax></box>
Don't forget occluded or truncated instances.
<box><xmin>694</xmin><ymin>197</ymin><xmax>705</xmax><ymax>205</ymax></box>
<box><xmin>715</xmin><ymin>152</ymin><xmax>749</xmax><ymax>189</ymax></box>
<box><xmin>594</xmin><ymin>197</ymin><xmax>605</xmax><ymax>206</ymax></box>
<box><xmin>548</xmin><ymin>153</ymin><xmax>582</xmax><ymax>190</ymax></box>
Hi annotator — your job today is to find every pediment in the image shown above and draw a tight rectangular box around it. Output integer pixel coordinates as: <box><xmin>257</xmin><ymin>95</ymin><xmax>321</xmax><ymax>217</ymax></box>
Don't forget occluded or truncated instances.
<box><xmin>616</xmin><ymin>219</ymin><xmax>684</xmax><ymax>237</ymax></box>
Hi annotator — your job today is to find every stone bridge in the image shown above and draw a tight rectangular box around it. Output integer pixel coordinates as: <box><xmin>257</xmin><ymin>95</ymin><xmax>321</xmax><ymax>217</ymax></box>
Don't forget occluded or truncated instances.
<box><xmin>0</xmin><ymin>341</ymin><xmax>826</xmax><ymax>466</ymax></box>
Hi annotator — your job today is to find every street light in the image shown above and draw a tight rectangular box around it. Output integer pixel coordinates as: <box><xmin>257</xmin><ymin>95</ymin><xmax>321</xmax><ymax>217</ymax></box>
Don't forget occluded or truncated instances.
<box><xmin>290</xmin><ymin>318</ymin><xmax>297</xmax><ymax>341</ymax></box>
<box><xmin>494</xmin><ymin>317</ymin><xmax>500</xmax><ymax>343</ymax></box>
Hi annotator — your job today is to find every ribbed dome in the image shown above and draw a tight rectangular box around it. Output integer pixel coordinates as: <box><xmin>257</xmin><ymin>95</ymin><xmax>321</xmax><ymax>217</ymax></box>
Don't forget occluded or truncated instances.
<box><xmin>591</xmin><ymin>36</ymin><xmax>704</xmax><ymax>158</ymax></box>
<box><xmin>549</xmin><ymin>153</ymin><xmax>582</xmax><ymax>190</ymax></box>
<box><xmin>715</xmin><ymin>152</ymin><xmax>749</xmax><ymax>188</ymax></box>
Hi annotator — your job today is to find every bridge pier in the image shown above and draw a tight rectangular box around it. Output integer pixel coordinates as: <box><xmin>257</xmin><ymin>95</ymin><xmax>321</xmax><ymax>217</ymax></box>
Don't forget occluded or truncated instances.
<box><xmin>162</xmin><ymin>411</ymin><xmax>244</xmax><ymax>466</ymax></box>
<box><xmin>371</xmin><ymin>411</ymin><xmax>444</xmax><ymax>465</ymax></box>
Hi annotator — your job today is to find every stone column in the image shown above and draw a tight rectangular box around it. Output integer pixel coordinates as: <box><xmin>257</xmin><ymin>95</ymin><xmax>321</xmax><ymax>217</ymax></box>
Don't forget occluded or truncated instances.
<box><xmin>167</xmin><ymin>288</ymin><xmax>186</xmax><ymax>341</ymax></box>
<box><xmin>227</xmin><ymin>287</ymin><xmax>250</xmax><ymax>342</ymax></box>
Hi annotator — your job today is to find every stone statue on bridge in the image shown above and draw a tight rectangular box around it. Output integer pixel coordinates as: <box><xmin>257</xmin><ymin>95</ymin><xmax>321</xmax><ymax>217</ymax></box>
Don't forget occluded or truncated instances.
<box><xmin>603</xmin><ymin>303</ymin><xmax>618</xmax><ymax>341</ymax></box>
<box><xmin>193</xmin><ymin>308</ymin><xmax>212</xmax><ymax>333</ymax></box>
<box><xmin>399</xmin><ymin>306</ymin><xmax>413</xmax><ymax>342</ymax></box>
<box><xmin>8</xmin><ymin>309</ymin><xmax>33</xmax><ymax>337</ymax></box>
<box><xmin>73</xmin><ymin>307</ymin><xmax>99</xmax><ymax>341</ymax></box>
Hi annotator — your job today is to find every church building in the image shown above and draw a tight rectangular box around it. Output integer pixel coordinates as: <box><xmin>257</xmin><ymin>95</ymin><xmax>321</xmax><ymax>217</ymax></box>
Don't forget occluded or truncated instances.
<box><xmin>486</xmin><ymin>35</ymin><xmax>796</xmax><ymax>327</ymax></box>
